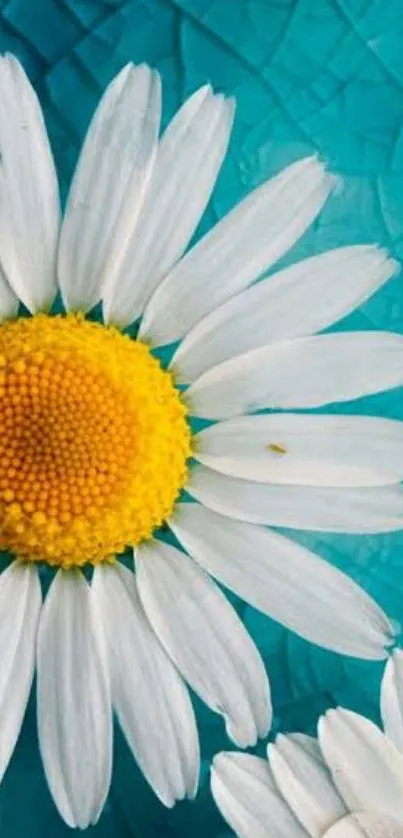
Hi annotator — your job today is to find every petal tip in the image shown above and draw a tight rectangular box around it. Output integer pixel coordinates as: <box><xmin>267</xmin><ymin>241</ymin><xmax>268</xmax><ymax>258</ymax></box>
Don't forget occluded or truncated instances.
<box><xmin>266</xmin><ymin>742</ymin><xmax>275</xmax><ymax>760</ymax></box>
<box><xmin>318</xmin><ymin>707</ymin><xmax>338</xmax><ymax>734</ymax></box>
<box><xmin>388</xmin><ymin>256</ymin><xmax>401</xmax><ymax>278</ymax></box>
<box><xmin>390</xmin><ymin>645</ymin><xmax>403</xmax><ymax>662</ymax></box>
<box><xmin>299</xmin><ymin>154</ymin><xmax>340</xmax><ymax>195</ymax></box>
<box><xmin>211</xmin><ymin>751</ymin><xmax>233</xmax><ymax>775</ymax></box>
<box><xmin>225</xmin><ymin>95</ymin><xmax>237</xmax><ymax>116</ymax></box>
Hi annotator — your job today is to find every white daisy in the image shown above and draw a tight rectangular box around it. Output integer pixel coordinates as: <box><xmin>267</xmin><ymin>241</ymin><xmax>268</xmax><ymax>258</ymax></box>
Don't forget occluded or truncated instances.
<box><xmin>0</xmin><ymin>52</ymin><xmax>402</xmax><ymax>829</ymax></box>
<box><xmin>211</xmin><ymin>650</ymin><xmax>403</xmax><ymax>838</ymax></box>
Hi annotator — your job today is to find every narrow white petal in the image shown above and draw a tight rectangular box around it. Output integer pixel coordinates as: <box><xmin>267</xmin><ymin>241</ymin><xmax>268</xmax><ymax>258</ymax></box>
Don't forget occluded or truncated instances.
<box><xmin>319</xmin><ymin>708</ymin><xmax>403</xmax><ymax>821</ymax></box>
<box><xmin>0</xmin><ymin>55</ymin><xmax>60</xmax><ymax>311</ymax></box>
<box><xmin>136</xmin><ymin>540</ymin><xmax>271</xmax><ymax>748</ymax></box>
<box><xmin>171</xmin><ymin>504</ymin><xmax>393</xmax><ymax>660</ymax></box>
<box><xmin>0</xmin><ymin>562</ymin><xmax>41</xmax><ymax>782</ymax></box>
<box><xmin>211</xmin><ymin>751</ymin><xmax>307</xmax><ymax>838</ymax></box>
<box><xmin>323</xmin><ymin>813</ymin><xmax>403</xmax><ymax>838</ymax></box>
<box><xmin>37</xmin><ymin>570</ymin><xmax>112</xmax><ymax>829</ymax></box>
<box><xmin>268</xmin><ymin>734</ymin><xmax>346</xmax><ymax>838</ymax></box>
<box><xmin>186</xmin><ymin>331</ymin><xmax>403</xmax><ymax>419</ymax></box>
<box><xmin>381</xmin><ymin>649</ymin><xmax>403</xmax><ymax>753</ymax></box>
<box><xmin>188</xmin><ymin>465</ymin><xmax>403</xmax><ymax>534</ymax></box>
<box><xmin>194</xmin><ymin>414</ymin><xmax>403</xmax><ymax>487</ymax></box>
<box><xmin>140</xmin><ymin>156</ymin><xmax>335</xmax><ymax>346</ymax></box>
<box><xmin>173</xmin><ymin>246</ymin><xmax>398</xmax><ymax>382</ymax></box>
<box><xmin>287</xmin><ymin>734</ymin><xmax>322</xmax><ymax>761</ymax></box>
<box><xmin>103</xmin><ymin>87</ymin><xmax>234</xmax><ymax>326</ymax></box>
<box><xmin>59</xmin><ymin>63</ymin><xmax>161</xmax><ymax>313</ymax></box>
<box><xmin>92</xmin><ymin>562</ymin><xmax>199</xmax><ymax>806</ymax></box>
<box><xmin>0</xmin><ymin>266</ymin><xmax>18</xmax><ymax>321</ymax></box>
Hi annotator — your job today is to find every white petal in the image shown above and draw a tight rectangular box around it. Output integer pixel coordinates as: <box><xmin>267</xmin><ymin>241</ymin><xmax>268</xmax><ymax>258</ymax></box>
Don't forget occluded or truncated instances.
<box><xmin>318</xmin><ymin>708</ymin><xmax>403</xmax><ymax>821</ymax></box>
<box><xmin>211</xmin><ymin>751</ymin><xmax>307</xmax><ymax>838</ymax></box>
<box><xmin>0</xmin><ymin>562</ymin><xmax>41</xmax><ymax>782</ymax></box>
<box><xmin>0</xmin><ymin>265</ymin><xmax>18</xmax><ymax>321</ymax></box>
<box><xmin>187</xmin><ymin>465</ymin><xmax>403</xmax><ymax>534</ymax></box>
<box><xmin>381</xmin><ymin>649</ymin><xmax>403</xmax><ymax>753</ymax></box>
<box><xmin>287</xmin><ymin>734</ymin><xmax>322</xmax><ymax>761</ymax></box>
<box><xmin>323</xmin><ymin>813</ymin><xmax>403</xmax><ymax>838</ymax></box>
<box><xmin>37</xmin><ymin>570</ymin><xmax>112</xmax><ymax>829</ymax></box>
<box><xmin>0</xmin><ymin>55</ymin><xmax>60</xmax><ymax>311</ymax></box>
<box><xmin>171</xmin><ymin>504</ymin><xmax>393</xmax><ymax>660</ymax></box>
<box><xmin>92</xmin><ymin>562</ymin><xmax>199</xmax><ymax>806</ymax></box>
<box><xmin>103</xmin><ymin>86</ymin><xmax>234</xmax><ymax>326</ymax></box>
<box><xmin>194</xmin><ymin>414</ymin><xmax>403</xmax><ymax>487</ymax></box>
<box><xmin>136</xmin><ymin>540</ymin><xmax>271</xmax><ymax>748</ymax></box>
<box><xmin>58</xmin><ymin>63</ymin><xmax>161</xmax><ymax>313</ymax></box>
<box><xmin>172</xmin><ymin>245</ymin><xmax>398</xmax><ymax>382</ymax></box>
<box><xmin>139</xmin><ymin>156</ymin><xmax>335</xmax><ymax>346</ymax></box>
<box><xmin>186</xmin><ymin>332</ymin><xmax>403</xmax><ymax>419</ymax></box>
<box><xmin>268</xmin><ymin>734</ymin><xmax>346</xmax><ymax>838</ymax></box>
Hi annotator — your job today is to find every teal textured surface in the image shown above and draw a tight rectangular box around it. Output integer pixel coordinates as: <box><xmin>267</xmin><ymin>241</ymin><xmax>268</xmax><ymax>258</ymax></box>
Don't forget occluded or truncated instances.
<box><xmin>0</xmin><ymin>1</ymin><xmax>403</xmax><ymax>835</ymax></box>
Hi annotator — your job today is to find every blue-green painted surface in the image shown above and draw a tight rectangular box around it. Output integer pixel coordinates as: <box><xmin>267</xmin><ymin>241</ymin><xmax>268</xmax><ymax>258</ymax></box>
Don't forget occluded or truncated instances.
<box><xmin>0</xmin><ymin>1</ymin><xmax>403</xmax><ymax>834</ymax></box>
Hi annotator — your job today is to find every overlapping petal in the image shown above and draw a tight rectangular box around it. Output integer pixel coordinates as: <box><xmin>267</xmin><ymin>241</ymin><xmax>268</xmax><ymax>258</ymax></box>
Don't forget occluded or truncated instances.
<box><xmin>92</xmin><ymin>562</ymin><xmax>199</xmax><ymax>806</ymax></box>
<box><xmin>381</xmin><ymin>649</ymin><xmax>403</xmax><ymax>753</ymax></box>
<box><xmin>319</xmin><ymin>708</ymin><xmax>403</xmax><ymax>822</ymax></box>
<box><xmin>186</xmin><ymin>332</ymin><xmax>403</xmax><ymax>419</ymax></box>
<box><xmin>0</xmin><ymin>562</ymin><xmax>41</xmax><ymax>783</ymax></box>
<box><xmin>59</xmin><ymin>63</ymin><xmax>161</xmax><ymax>313</ymax></box>
<box><xmin>211</xmin><ymin>751</ymin><xmax>306</xmax><ymax>838</ymax></box>
<box><xmin>136</xmin><ymin>539</ymin><xmax>271</xmax><ymax>747</ymax></box>
<box><xmin>140</xmin><ymin>157</ymin><xmax>335</xmax><ymax>346</ymax></box>
<box><xmin>188</xmin><ymin>465</ymin><xmax>403</xmax><ymax>533</ymax></box>
<box><xmin>171</xmin><ymin>503</ymin><xmax>393</xmax><ymax>659</ymax></box>
<box><xmin>37</xmin><ymin>570</ymin><xmax>112</xmax><ymax>829</ymax></box>
<box><xmin>268</xmin><ymin>734</ymin><xmax>346</xmax><ymax>837</ymax></box>
<box><xmin>103</xmin><ymin>85</ymin><xmax>234</xmax><ymax>326</ymax></box>
<box><xmin>0</xmin><ymin>54</ymin><xmax>60</xmax><ymax>311</ymax></box>
<box><xmin>173</xmin><ymin>245</ymin><xmax>397</xmax><ymax>382</ymax></box>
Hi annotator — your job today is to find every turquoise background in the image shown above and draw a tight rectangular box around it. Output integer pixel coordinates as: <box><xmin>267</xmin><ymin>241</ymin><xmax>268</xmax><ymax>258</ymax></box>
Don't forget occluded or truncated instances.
<box><xmin>1</xmin><ymin>0</ymin><xmax>403</xmax><ymax>834</ymax></box>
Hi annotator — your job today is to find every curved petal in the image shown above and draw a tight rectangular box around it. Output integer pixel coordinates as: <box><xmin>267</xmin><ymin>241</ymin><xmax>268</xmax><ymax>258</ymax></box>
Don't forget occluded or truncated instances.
<box><xmin>194</xmin><ymin>414</ymin><xmax>403</xmax><ymax>487</ymax></box>
<box><xmin>185</xmin><ymin>332</ymin><xmax>403</xmax><ymax>419</ymax></box>
<box><xmin>381</xmin><ymin>649</ymin><xmax>403</xmax><ymax>753</ymax></box>
<box><xmin>37</xmin><ymin>570</ymin><xmax>112</xmax><ymax>829</ymax></box>
<box><xmin>172</xmin><ymin>245</ymin><xmax>398</xmax><ymax>382</ymax></box>
<box><xmin>0</xmin><ymin>54</ymin><xmax>60</xmax><ymax>311</ymax></box>
<box><xmin>187</xmin><ymin>465</ymin><xmax>403</xmax><ymax>534</ymax></box>
<box><xmin>139</xmin><ymin>156</ymin><xmax>335</xmax><ymax>346</ymax></box>
<box><xmin>318</xmin><ymin>708</ymin><xmax>403</xmax><ymax>822</ymax></box>
<box><xmin>0</xmin><ymin>562</ymin><xmax>41</xmax><ymax>782</ymax></box>
<box><xmin>170</xmin><ymin>504</ymin><xmax>393</xmax><ymax>660</ymax></box>
<box><xmin>323</xmin><ymin>813</ymin><xmax>403</xmax><ymax>838</ymax></box>
<box><xmin>58</xmin><ymin>63</ymin><xmax>161</xmax><ymax>313</ymax></box>
<box><xmin>92</xmin><ymin>562</ymin><xmax>199</xmax><ymax>806</ymax></box>
<box><xmin>211</xmin><ymin>751</ymin><xmax>307</xmax><ymax>838</ymax></box>
<box><xmin>103</xmin><ymin>86</ymin><xmax>235</xmax><ymax>326</ymax></box>
<box><xmin>268</xmin><ymin>734</ymin><xmax>346</xmax><ymax>838</ymax></box>
<box><xmin>136</xmin><ymin>540</ymin><xmax>271</xmax><ymax>748</ymax></box>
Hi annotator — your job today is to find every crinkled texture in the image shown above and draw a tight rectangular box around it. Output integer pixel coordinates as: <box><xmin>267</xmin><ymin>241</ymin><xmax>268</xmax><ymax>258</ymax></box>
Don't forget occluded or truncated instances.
<box><xmin>3</xmin><ymin>0</ymin><xmax>403</xmax><ymax>836</ymax></box>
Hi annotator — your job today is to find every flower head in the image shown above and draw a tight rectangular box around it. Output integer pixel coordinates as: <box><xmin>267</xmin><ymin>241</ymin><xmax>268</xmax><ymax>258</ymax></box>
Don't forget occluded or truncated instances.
<box><xmin>0</xmin><ymin>53</ymin><xmax>402</xmax><ymax>828</ymax></box>
<box><xmin>212</xmin><ymin>650</ymin><xmax>403</xmax><ymax>838</ymax></box>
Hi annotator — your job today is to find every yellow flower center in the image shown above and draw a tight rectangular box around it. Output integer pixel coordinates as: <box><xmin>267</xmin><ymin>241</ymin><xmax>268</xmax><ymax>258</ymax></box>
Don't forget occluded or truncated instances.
<box><xmin>0</xmin><ymin>314</ymin><xmax>191</xmax><ymax>567</ymax></box>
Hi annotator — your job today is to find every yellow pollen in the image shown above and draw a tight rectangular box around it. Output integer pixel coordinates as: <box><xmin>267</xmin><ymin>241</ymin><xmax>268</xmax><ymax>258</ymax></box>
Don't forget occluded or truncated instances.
<box><xmin>0</xmin><ymin>314</ymin><xmax>191</xmax><ymax>567</ymax></box>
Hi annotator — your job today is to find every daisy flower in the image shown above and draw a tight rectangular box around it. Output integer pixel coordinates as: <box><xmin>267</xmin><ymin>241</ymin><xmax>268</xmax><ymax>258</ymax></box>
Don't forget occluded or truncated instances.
<box><xmin>0</xmin><ymin>52</ymin><xmax>402</xmax><ymax>829</ymax></box>
<box><xmin>211</xmin><ymin>650</ymin><xmax>403</xmax><ymax>838</ymax></box>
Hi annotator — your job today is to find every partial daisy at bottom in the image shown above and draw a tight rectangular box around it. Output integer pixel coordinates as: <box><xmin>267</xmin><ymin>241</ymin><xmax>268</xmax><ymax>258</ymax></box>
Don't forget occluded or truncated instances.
<box><xmin>0</xmin><ymin>52</ymin><xmax>402</xmax><ymax>829</ymax></box>
<box><xmin>211</xmin><ymin>649</ymin><xmax>403</xmax><ymax>838</ymax></box>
